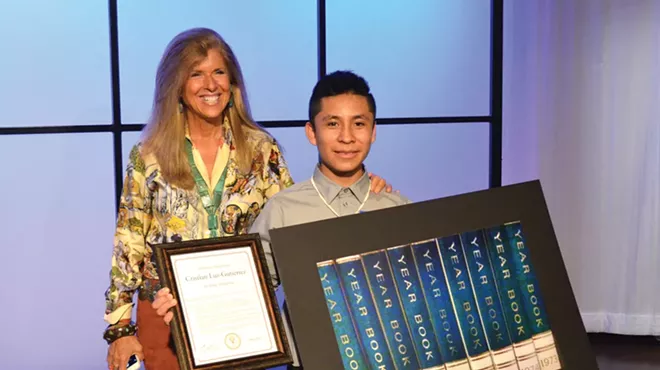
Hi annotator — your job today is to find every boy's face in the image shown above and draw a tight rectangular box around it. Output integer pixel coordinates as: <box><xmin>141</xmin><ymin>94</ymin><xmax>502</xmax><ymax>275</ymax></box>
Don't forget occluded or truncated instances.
<box><xmin>305</xmin><ymin>93</ymin><xmax>376</xmax><ymax>178</ymax></box>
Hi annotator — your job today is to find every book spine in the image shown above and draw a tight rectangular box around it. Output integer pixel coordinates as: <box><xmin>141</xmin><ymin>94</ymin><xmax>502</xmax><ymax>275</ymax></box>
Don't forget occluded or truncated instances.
<box><xmin>362</xmin><ymin>250</ymin><xmax>421</xmax><ymax>369</ymax></box>
<box><xmin>387</xmin><ymin>245</ymin><xmax>446</xmax><ymax>369</ymax></box>
<box><xmin>336</xmin><ymin>255</ymin><xmax>396</xmax><ymax>369</ymax></box>
<box><xmin>437</xmin><ymin>235</ymin><xmax>495</xmax><ymax>370</ymax></box>
<box><xmin>485</xmin><ymin>226</ymin><xmax>541</xmax><ymax>370</ymax></box>
<box><xmin>317</xmin><ymin>260</ymin><xmax>369</xmax><ymax>369</ymax></box>
<box><xmin>411</xmin><ymin>240</ymin><xmax>471</xmax><ymax>370</ymax></box>
<box><xmin>505</xmin><ymin>223</ymin><xmax>561</xmax><ymax>370</ymax></box>
<box><xmin>460</xmin><ymin>231</ymin><xmax>520</xmax><ymax>370</ymax></box>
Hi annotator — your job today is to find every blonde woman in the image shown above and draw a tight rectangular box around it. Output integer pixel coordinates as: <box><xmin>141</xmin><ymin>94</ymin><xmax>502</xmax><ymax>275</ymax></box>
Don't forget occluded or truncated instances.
<box><xmin>103</xmin><ymin>28</ymin><xmax>391</xmax><ymax>370</ymax></box>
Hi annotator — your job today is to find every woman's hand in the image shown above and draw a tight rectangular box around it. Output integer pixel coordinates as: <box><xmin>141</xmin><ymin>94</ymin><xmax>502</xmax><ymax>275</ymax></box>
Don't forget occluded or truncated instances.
<box><xmin>368</xmin><ymin>172</ymin><xmax>397</xmax><ymax>194</ymax></box>
<box><xmin>106</xmin><ymin>336</ymin><xmax>143</xmax><ymax>370</ymax></box>
<box><xmin>152</xmin><ymin>287</ymin><xmax>178</xmax><ymax>325</ymax></box>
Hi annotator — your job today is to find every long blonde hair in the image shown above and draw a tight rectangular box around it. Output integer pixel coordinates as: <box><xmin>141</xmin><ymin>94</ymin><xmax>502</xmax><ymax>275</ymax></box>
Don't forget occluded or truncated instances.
<box><xmin>141</xmin><ymin>27</ymin><xmax>270</xmax><ymax>189</ymax></box>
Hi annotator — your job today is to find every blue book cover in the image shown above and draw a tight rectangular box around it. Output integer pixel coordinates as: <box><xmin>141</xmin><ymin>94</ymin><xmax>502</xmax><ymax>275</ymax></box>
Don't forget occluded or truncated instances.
<box><xmin>336</xmin><ymin>255</ymin><xmax>396</xmax><ymax>369</ymax></box>
<box><xmin>460</xmin><ymin>231</ymin><xmax>520</xmax><ymax>370</ymax></box>
<box><xmin>505</xmin><ymin>223</ymin><xmax>561</xmax><ymax>370</ymax></box>
<box><xmin>387</xmin><ymin>245</ymin><xmax>446</xmax><ymax>369</ymax></box>
<box><xmin>410</xmin><ymin>239</ymin><xmax>471</xmax><ymax>370</ymax></box>
<box><xmin>317</xmin><ymin>260</ymin><xmax>369</xmax><ymax>369</ymax></box>
<box><xmin>362</xmin><ymin>250</ymin><xmax>421</xmax><ymax>369</ymax></box>
<box><xmin>485</xmin><ymin>226</ymin><xmax>542</xmax><ymax>369</ymax></box>
<box><xmin>437</xmin><ymin>235</ymin><xmax>495</xmax><ymax>370</ymax></box>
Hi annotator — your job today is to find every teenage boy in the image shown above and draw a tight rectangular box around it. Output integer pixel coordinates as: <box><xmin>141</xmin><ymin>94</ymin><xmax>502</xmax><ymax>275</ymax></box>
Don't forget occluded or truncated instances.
<box><xmin>253</xmin><ymin>70</ymin><xmax>410</xmax><ymax>283</ymax></box>
<box><xmin>250</xmin><ymin>70</ymin><xmax>410</xmax><ymax>369</ymax></box>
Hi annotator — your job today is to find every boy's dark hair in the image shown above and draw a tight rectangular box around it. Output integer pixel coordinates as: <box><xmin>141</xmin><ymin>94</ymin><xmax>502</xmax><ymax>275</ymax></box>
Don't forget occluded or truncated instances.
<box><xmin>308</xmin><ymin>70</ymin><xmax>376</xmax><ymax>124</ymax></box>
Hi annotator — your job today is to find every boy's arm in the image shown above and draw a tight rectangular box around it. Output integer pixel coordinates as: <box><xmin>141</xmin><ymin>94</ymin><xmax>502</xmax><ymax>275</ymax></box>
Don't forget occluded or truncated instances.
<box><xmin>249</xmin><ymin>198</ymin><xmax>285</xmax><ymax>287</ymax></box>
<box><xmin>251</xmin><ymin>197</ymin><xmax>302</xmax><ymax>367</ymax></box>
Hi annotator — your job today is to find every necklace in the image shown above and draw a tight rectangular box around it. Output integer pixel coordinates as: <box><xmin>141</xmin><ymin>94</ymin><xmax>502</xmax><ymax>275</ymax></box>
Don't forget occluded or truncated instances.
<box><xmin>310</xmin><ymin>176</ymin><xmax>371</xmax><ymax>217</ymax></box>
<box><xmin>185</xmin><ymin>140</ymin><xmax>228</xmax><ymax>237</ymax></box>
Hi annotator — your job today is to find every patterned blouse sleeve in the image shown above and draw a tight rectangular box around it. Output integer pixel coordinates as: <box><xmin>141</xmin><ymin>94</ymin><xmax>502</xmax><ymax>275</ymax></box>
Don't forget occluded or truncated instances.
<box><xmin>263</xmin><ymin>139</ymin><xmax>294</xmax><ymax>201</ymax></box>
<box><xmin>103</xmin><ymin>144</ymin><xmax>153</xmax><ymax>324</ymax></box>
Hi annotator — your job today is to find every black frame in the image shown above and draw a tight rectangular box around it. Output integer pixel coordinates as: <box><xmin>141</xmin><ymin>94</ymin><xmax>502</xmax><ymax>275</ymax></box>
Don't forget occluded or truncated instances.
<box><xmin>0</xmin><ymin>0</ymin><xmax>504</xmax><ymax>210</ymax></box>
<box><xmin>268</xmin><ymin>180</ymin><xmax>598</xmax><ymax>369</ymax></box>
<box><xmin>152</xmin><ymin>234</ymin><xmax>293</xmax><ymax>370</ymax></box>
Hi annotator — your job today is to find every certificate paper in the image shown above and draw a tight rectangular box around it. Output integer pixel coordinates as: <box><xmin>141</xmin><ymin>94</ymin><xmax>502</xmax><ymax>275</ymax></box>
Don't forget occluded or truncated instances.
<box><xmin>170</xmin><ymin>247</ymin><xmax>277</xmax><ymax>366</ymax></box>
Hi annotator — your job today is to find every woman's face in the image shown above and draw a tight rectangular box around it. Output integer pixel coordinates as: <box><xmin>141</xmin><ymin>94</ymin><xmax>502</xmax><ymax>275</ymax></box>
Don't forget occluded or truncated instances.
<box><xmin>182</xmin><ymin>49</ymin><xmax>231</xmax><ymax>123</ymax></box>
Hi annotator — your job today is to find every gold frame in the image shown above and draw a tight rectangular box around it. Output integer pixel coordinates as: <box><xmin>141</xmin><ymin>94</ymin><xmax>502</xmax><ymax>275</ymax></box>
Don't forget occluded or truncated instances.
<box><xmin>153</xmin><ymin>234</ymin><xmax>292</xmax><ymax>370</ymax></box>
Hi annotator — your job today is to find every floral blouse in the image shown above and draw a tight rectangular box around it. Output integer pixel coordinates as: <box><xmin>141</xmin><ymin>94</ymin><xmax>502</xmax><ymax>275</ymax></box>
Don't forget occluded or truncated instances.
<box><xmin>103</xmin><ymin>119</ymin><xmax>293</xmax><ymax>324</ymax></box>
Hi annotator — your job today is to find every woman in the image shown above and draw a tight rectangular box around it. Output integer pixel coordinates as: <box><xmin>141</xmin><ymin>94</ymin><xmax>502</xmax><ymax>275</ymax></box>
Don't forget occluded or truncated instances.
<box><xmin>103</xmin><ymin>27</ymin><xmax>391</xmax><ymax>370</ymax></box>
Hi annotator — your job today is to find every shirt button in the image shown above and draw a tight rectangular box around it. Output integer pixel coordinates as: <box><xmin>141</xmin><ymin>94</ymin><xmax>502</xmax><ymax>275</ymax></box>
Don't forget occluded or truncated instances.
<box><xmin>343</xmin><ymin>189</ymin><xmax>350</xmax><ymax>193</ymax></box>
<box><xmin>342</xmin><ymin>202</ymin><xmax>349</xmax><ymax>207</ymax></box>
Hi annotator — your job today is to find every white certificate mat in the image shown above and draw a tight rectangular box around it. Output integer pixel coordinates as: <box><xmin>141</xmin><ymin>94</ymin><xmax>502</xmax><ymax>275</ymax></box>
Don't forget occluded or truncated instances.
<box><xmin>170</xmin><ymin>247</ymin><xmax>277</xmax><ymax>366</ymax></box>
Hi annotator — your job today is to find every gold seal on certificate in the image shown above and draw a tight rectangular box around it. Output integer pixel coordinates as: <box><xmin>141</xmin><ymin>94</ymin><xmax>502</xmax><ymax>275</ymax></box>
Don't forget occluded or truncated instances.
<box><xmin>153</xmin><ymin>234</ymin><xmax>292</xmax><ymax>370</ymax></box>
<box><xmin>224</xmin><ymin>333</ymin><xmax>241</xmax><ymax>350</ymax></box>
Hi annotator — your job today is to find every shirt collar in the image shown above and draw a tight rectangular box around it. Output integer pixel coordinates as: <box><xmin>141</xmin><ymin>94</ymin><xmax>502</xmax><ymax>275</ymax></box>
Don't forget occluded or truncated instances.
<box><xmin>312</xmin><ymin>165</ymin><xmax>370</xmax><ymax>203</ymax></box>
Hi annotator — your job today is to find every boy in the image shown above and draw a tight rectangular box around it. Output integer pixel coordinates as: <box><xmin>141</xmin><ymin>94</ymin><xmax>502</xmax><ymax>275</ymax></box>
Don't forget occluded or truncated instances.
<box><xmin>253</xmin><ymin>70</ymin><xmax>410</xmax><ymax>369</ymax></box>
<box><xmin>253</xmin><ymin>70</ymin><xmax>410</xmax><ymax>287</ymax></box>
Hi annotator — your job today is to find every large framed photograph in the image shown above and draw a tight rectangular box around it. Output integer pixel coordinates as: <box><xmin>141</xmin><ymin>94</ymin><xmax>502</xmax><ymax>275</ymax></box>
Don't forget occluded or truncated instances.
<box><xmin>153</xmin><ymin>234</ymin><xmax>292</xmax><ymax>370</ymax></box>
<box><xmin>269</xmin><ymin>180</ymin><xmax>598</xmax><ymax>369</ymax></box>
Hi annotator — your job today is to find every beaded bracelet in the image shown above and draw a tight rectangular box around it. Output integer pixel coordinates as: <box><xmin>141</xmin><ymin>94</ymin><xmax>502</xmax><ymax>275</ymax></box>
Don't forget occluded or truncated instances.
<box><xmin>103</xmin><ymin>322</ymin><xmax>137</xmax><ymax>344</ymax></box>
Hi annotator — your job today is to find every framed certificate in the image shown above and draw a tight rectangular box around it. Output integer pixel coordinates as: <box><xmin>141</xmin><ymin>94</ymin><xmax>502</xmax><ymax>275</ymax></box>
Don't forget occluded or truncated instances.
<box><xmin>152</xmin><ymin>234</ymin><xmax>292</xmax><ymax>370</ymax></box>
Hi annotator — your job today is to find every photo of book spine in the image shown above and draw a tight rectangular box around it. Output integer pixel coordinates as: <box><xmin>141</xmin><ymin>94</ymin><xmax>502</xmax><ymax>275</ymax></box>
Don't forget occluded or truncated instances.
<box><xmin>504</xmin><ymin>223</ymin><xmax>561</xmax><ymax>370</ymax></box>
<box><xmin>437</xmin><ymin>236</ymin><xmax>496</xmax><ymax>370</ymax></box>
<box><xmin>362</xmin><ymin>250</ymin><xmax>421</xmax><ymax>369</ymax></box>
<box><xmin>484</xmin><ymin>226</ymin><xmax>542</xmax><ymax>370</ymax></box>
<box><xmin>387</xmin><ymin>245</ymin><xmax>447</xmax><ymax>370</ymax></box>
<box><xmin>336</xmin><ymin>255</ymin><xmax>396</xmax><ymax>369</ymax></box>
<box><xmin>460</xmin><ymin>231</ymin><xmax>520</xmax><ymax>370</ymax></box>
<box><xmin>410</xmin><ymin>240</ymin><xmax>471</xmax><ymax>370</ymax></box>
<box><xmin>317</xmin><ymin>260</ymin><xmax>369</xmax><ymax>369</ymax></box>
